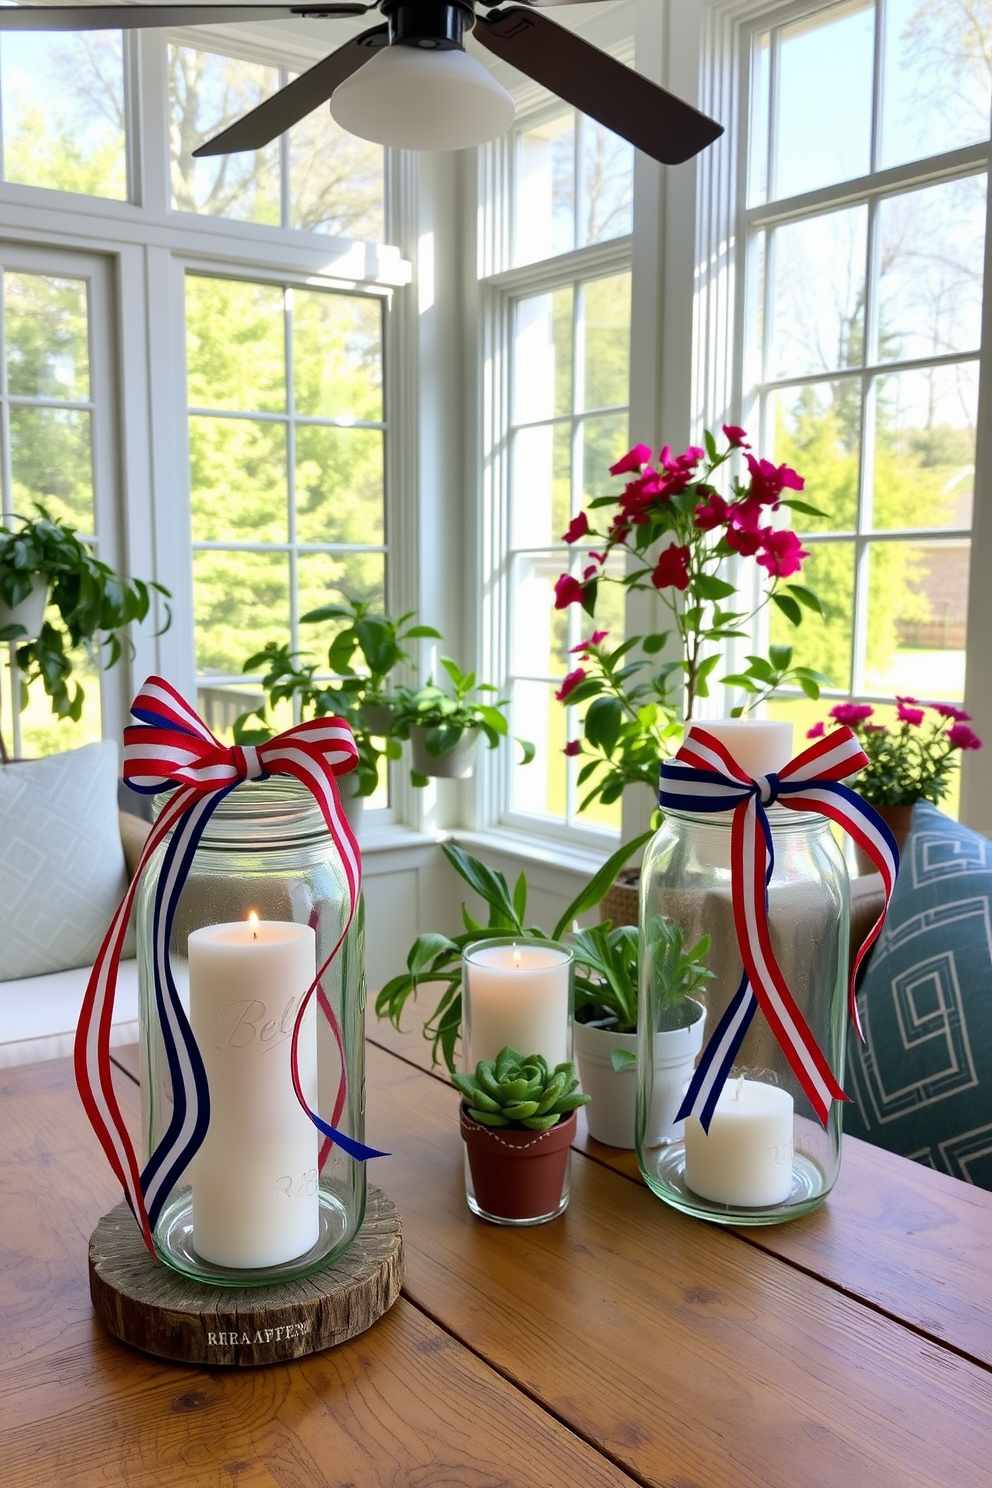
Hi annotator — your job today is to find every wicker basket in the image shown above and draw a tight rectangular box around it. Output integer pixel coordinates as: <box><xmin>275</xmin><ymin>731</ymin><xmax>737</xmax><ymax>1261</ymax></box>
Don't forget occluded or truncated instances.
<box><xmin>599</xmin><ymin>868</ymin><xmax>640</xmax><ymax>928</ymax></box>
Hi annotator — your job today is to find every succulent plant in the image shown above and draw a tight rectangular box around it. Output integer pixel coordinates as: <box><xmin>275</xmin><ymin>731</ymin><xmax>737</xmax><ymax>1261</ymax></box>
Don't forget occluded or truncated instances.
<box><xmin>452</xmin><ymin>1047</ymin><xmax>590</xmax><ymax>1131</ymax></box>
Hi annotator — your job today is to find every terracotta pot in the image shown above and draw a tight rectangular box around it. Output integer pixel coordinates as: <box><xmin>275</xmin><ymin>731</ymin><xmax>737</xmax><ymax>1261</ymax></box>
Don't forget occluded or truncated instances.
<box><xmin>409</xmin><ymin>726</ymin><xmax>479</xmax><ymax>779</ymax></box>
<box><xmin>854</xmin><ymin>802</ymin><xmax>914</xmax><ymax>875</ymax></box>
<box><xmin>459</xmin><ymin>1105</ymin><xmax>575</xmax><ymax>1224</ymax></box>
<box><xmin>0</xmin><ymin>575</ymin><xmax>48</xmax><ymax>643</ymax></box>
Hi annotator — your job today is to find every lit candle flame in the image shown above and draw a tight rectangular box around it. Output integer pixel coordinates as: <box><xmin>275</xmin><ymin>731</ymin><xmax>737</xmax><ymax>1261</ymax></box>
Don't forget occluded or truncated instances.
<box><xmin>248</xmin><ymin>911</ymin><xmax>259</xmax><ymax>942</ymax></box>
<box><xmin>512</xmin><ymin>945</ymin><xmax>521</xmax><ymax>969</ymax></box>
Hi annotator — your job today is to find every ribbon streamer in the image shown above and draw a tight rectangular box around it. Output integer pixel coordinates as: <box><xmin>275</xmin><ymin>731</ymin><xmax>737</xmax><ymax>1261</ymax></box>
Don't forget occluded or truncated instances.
<box><xmin>658</xmin><ymin>725</ymin><xmax>897</xmax><ymax>1130</ymax></box>
<box><xmin>75</xmin><ymin>676</ymin><xmax>385</xmax><ymax>1259</ymax></box>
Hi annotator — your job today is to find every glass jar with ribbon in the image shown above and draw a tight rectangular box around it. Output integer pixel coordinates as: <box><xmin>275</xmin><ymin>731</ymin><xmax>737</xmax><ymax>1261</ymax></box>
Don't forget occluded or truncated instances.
<box><xmin>636</xmin><ymin>721</ymin><xmax>896</xmax><ymax>1225</ymax></box>
<box><xmin>74</xmin><ymin>678</ymin><xmax>385</xmax><ymax>1286</ymax></box>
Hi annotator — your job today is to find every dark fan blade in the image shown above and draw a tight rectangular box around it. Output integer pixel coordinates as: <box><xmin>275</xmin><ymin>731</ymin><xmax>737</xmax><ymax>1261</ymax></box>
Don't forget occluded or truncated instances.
<box><xmin>475</xmin><ymin>6</ymin><xmax>723</xmax><ymax>166</ymax></box>
<box><xmin>193</xmin><ymin>22</ymin><xmax>386</xmax><ymax>155</ymax></box>
<box><xmin>0</xmin><ymin>5</ymin><xmax>369</xmax><ymax>31</ymax></box>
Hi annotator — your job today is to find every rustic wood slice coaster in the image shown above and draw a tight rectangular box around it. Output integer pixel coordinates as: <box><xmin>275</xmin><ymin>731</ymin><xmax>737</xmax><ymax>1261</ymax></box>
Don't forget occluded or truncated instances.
<box><xmin>88</xmin><ymin>1184</ymin><xmax>403</xmax><ymax>1367</ymax></box>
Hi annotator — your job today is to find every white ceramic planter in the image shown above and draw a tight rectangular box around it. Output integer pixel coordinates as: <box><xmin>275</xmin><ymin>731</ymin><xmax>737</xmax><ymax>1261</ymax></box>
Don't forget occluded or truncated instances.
<box><xmin>337</xmin><ymin>771</ymin><xmax>365</xmax><ymax>836</ymax></box>
<box><xmin>574</xmin><ymin>1002</ymin><xmax>705</xmax><ymax>1150</ymax></box>
<box><xmin>0</xmin><ymin>575</ymin><xmax>48</xmax><ymax>642</ymax></box>
<box><xmin>409</xmin><ymin>726</ymin><xmax>479</xmax><ymax>779</ymax></box>
<box><xmin>359</xmin><ymin>702</ymin><xmax>396</xmax><ymax>737</ymax></box>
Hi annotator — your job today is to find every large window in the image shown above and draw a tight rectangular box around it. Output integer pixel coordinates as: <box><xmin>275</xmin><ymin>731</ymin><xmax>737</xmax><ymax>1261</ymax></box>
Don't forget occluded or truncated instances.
<box><xmin>486</xmin><ymin>99</ymin><xmax>634</xmax><ymax>838</ymax></box>
<box><xmin>740</xmin><ymin>0</ymin><xmax>988</xmax><ymax>786</ymax></box>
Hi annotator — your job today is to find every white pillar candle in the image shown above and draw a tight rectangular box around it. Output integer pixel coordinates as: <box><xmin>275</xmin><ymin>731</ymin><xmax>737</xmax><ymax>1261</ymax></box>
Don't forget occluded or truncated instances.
<box><xmin>687</xmin><ymin>718</ymin><xmax>794</xmax><ymax>778</ymax></box>
<box><xmin>683</xmin><ymin>1077</ymin><xmax>794</xmax><ymax>1206</ymax></box>
<box><xmin>189</xmin><ymin>917</ymin><xmax>319</xmax><ymax>1268</ymax></box>
<box><xmin>464</xmin><ymin>943</ymin><xmax>571</xmax><ymax>1069</ymax></box>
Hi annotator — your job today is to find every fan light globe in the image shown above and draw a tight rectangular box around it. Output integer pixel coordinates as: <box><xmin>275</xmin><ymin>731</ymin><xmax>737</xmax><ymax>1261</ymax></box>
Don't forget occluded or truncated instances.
<box><xmin>329</xmin><ymin>45</ymin><xmax>515</xmax><ymax>150</ymax></box>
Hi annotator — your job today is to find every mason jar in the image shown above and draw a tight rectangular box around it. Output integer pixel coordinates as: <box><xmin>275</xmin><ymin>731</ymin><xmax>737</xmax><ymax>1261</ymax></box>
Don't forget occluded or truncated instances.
<box><xmin>637</xmin><ymin>804</ymin><xmax>849</xmax><ymax>1225</ymax></box>
<box><xmin>135</xmin><ymin>779</ymin><xmax>367</xmax><ymax>1285</ymax></box>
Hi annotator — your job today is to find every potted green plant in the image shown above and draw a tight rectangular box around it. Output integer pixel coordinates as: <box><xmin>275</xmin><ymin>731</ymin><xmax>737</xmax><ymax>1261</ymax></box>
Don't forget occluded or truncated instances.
<box><xmin>807</xmin><ymin>700</ymin><xmax>982</xmax><ymax>863</ymax></box>
<box><xmin>453</xmin><ymin>1047</ymin><xmax>590</xmax><ymax>1223</ymax></box>
<box><xmin>570</xmin><ymin>918</ymin><xmax>711</xmax><ymax>1148</ymax></box>
<box><xmin>392</xmin><ymin>656</ymin><xmax>534</xmax><ymax>784</ymax></box>
<box><xmin>0</xmin><ymin>504</ymin><xmax>170</xmax><ymax>759</ymax></box>
<box><xmin>297</xmin><ymin>597</ymin><xmax>442</xmax><ymax>736</ymax></box>
<box><xmin>376</xmin><ymin>834</ymin><xmax>651</xmax><ymax>1072</ymax></box>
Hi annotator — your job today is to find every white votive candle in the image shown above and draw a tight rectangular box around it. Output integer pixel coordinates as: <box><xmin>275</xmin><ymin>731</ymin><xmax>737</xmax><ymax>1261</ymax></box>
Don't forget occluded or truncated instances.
<box><xmin>683</xmin><ymin>1077</ymin><xmax>794</xmax><ymax>1207</ymax></box>
<box><xmin>189</xmin><ymin>917</ymin><xmax>319</xmax><ymax>1268</ymax></box>
<box><xmin>464</xmin><ymin>942</ymin><xmax>571</xmax><ymax>1069</ymax></box>
<box><xmin>687</xmin><ymin>718</ymin><xmax>794</xmax><ymax>778</ymax></box>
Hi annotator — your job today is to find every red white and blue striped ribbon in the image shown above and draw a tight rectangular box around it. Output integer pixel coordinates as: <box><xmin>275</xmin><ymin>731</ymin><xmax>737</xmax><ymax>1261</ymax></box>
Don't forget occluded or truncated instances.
<box><xmin>659</xmin><ymin>725</ymin><xmax>897</xmax><ymax>1130</ymax></box>
<box><xmin>74</xmin><ymin>676</ymin><xmax>385</xmax><ymax>1258</ymax></box>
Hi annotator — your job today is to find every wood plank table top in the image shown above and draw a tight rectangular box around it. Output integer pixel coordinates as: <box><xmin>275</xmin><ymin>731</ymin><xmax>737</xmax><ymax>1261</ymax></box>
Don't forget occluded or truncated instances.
<box><xmin>3</xmin><ymin>1042</ymin><xmax>991</xmax><ymax>1488</ymax></box>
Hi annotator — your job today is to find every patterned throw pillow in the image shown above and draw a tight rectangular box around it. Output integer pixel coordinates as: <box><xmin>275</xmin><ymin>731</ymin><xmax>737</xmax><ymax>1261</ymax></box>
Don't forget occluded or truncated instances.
<box><xmin>0</xmin><ymin>741</ymin><xmax>129</xmax><ymax>980</ymax></box>
<box><xmin>845</xmin><ymin>800</ymin><xmax>992</xmax><ymax>1189</ymax></box>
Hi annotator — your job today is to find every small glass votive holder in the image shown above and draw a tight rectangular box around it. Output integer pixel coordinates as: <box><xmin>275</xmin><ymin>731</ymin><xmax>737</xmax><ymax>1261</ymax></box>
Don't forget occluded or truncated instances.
<box><xmin>460</xmin><ymin>938</ymin><xmax>575</xmax><ymax>1225</ymax></box>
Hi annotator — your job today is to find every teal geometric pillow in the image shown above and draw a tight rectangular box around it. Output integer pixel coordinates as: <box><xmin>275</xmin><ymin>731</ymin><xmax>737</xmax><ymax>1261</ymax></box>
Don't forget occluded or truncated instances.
<box><xmin>844</xmin><ymin>800</ymin><xmax>992</xmax><ymax>1189</ymax></box>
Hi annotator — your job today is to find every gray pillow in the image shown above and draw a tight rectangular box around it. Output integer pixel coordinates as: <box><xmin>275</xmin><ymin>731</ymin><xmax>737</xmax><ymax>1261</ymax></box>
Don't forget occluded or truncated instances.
<box><xmin>0</xmin><ymin>740</ymin><xmax>130</xmax><ymax>979</ymax></box>
<box><xmin>845</xmin><ymin>801</ymin><xmax>992</xmax><ymax>1189</ymax></box>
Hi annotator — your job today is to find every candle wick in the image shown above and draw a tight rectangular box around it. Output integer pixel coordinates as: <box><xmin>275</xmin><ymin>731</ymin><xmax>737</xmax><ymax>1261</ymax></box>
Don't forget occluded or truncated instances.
<box><xmin>734</xmin><ymin>1077</ymin><xmax>743</xmax><ymax>1101</ymax></box>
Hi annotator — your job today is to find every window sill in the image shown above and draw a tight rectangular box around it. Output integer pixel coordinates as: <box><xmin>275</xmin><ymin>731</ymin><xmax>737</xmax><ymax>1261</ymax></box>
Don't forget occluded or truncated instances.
<box><xmin>451</xmin><ymin>826</ymin><xmax>612</xmax><ymax>880</ymax></box>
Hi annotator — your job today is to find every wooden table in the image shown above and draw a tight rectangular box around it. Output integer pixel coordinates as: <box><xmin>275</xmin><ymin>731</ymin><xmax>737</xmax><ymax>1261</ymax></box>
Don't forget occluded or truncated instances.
<box><xmin>2</xmin><ymin>1033</ymin><xmax>990</xmax><ymax>1488</ymax></box>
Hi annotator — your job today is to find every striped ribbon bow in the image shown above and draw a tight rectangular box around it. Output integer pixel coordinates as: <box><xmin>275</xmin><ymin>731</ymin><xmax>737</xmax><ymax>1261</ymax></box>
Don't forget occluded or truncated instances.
<box><xmin>74</xmin><ymin>676</ymin><xmax>385</xmax><ymax>1259</ymax></box>
<box><xmin>658</xmin><ymin>725</ymin><xmax>897</xmax><ymax>1131</ymax></box>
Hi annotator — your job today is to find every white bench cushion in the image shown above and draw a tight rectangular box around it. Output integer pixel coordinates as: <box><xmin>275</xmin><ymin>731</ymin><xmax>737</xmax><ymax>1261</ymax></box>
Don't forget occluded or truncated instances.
<box><xmin>0</xmin><ymin>958</ymin><xmax>139</xmax><ymax>1068</ymax></box>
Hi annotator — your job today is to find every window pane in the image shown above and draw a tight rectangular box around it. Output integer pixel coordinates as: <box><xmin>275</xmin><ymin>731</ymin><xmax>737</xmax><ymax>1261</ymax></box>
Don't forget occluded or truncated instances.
<box><xmin>511</xmin><ymin>680</ymin><xmax>566</xmax><ymax>820</ymax></box>
<box><xmin>580</xmin><ymin>412</ymin><xmax>630</xmax><ymax>508</ymax></box>
<box><xmin>770</xmin><ymin>540</ymin><xmax>856</xmax><ymax>693</ymax></box>
<box><xmin>773</xmin><ymin>2</ymin><xmax>875</xmax><ymax>202</ymax></box>
<box><xmin>170</xmin><ymin>46</ymin><xmax>280</xmax><ymax>224</ymax></box>
<box><xmin>577</xmin><ymin>116</ymin><xmax>633</xmax><ymax>248</ymax></box>
<box><xmin>871</xmin><ymin>364</ymin><xmax>977</xmax><ymax>531</ymax></box>
<box><xmin>4</xmin><ymin>274</ymin><xmax>90</xmax><ymax>401</ymax></box>
<box><xmin>513</xmin><ymin>289</ymin><xmax>573</xmax><ymax>424</ymax></box>
<box><xmin>748</xmin><ymin>32</ymin><xmax>771</xmax><ymax>207</ymax></box>
<box><xmin>581</xmin><ymin>273</ymin><xmax>631</xmax><ymax>411</ymax></box>
<box><xmin>8</xmin><ymin>644</ymin><xmax>102</xmax><ymax>756</ymax></box>
<box><xmin>289</xmin><ymin>102</ymin><xmax>384</xmax><ymax>240</ymax></box>
<box><xmin>293</xmin><ymin>291</ymin><xmax>382</xmax><ymax>422</ymax></box>
<box><xmin>514</xmin><ymin>112</ymin><xmax>575</xmax><ymax>266</ymax></box>
<box><xmin>0</xmin><ymin>32</ymin><xmax>126</xmax><ymax>199</ymax></box>
<box><xmin>510</xmin><ymin>424</ymin><xmax>572</xmax><ymax>549</ymax></box>
<box><xmin>881</xmin><ymin>0</ymin><xmax>992</xmax><ymax>169</ymax></box>
<box><xmin>297</xmin><ymin>551</ymin><xmax>385</xmax><ymax>657</ymax></box>
<box><xmin>189</xmin><ymin>417</ymin><xmax>288</xmax><ymax>543</ymax></box>
<box><xmin>186</xmin><ymin>278</ymin><xmax>285</xmax><ymax>413</ymax></box>
<box><xmin>509</xmin><ymin>553</ymin><xmax>570</xmax><ymax>677</ymax></box>
<box><xmin>768</xmin><ymin>380</ymin><xmax>861</xmax><ymax>533</ymax></box>
<box><xmin>295</xmin><ymin>426</ymin><xmax>384</xmax><ymax>545</ymax></box>
<box><xmin>877</xmin><ymin>177</ymin><xmax>986</xmax><ymax>364</ymax></box>
<box><xmin>194</xmin><ymin>549</ymin><xmax>290</xmax><ymax>675</ymax></box>
<box><xmin>864</xmin><ymin>539</ymin><xmax>968</xmax><ymax>701</ymax></box>
<box><xmin>768</xmin><ymin>206</ymin><xmax>868</xmax><ymax>380</ymax></box>
<box><xmin>9</xmin><ymin>407</ymin><xmax>93</xmax><ymax>533</ymax></box>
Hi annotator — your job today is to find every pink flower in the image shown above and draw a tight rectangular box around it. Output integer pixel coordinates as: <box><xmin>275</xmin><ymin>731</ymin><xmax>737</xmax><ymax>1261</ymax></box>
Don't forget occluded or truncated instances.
<box><xmin>570</xmin><ymin>630</ymin><xmax>608</xmax><ymax>654</ymax></box>
<box><xmin>934</xmin><ymin>703</ymin><xmax>971</xmax><ymax>721</ymax></box>
<box><xmin>555</xmin><ymin>668</ymin><xmax>586</xmax><ymax>702</ymax></box>
<box><xmin>726</xmin><ymin>516</ymin><xmax>765</xmax><ymax>557</ymax></box>
<box><xmin>806</xmin><ymin>721</ymin><xmax>825</xmax><ymax>739</ymax></box>
<box><xmin>658</xmin><ymin>444</ymin><xmax>704</xmax><ymax>474</ymax></box>
<box><xmin>897</xmin><ymin>704</ymin><xmax>925</xmax><ymax>727</ymax></box>
<box><xmin>756</xmin><ymin>528</ymin><xmax>808</xmax><ymax>578</ymax></box>
<box><xmin>562</xmin><ymin>512</ymin><xmax>589</xmax><ymax>544</ymax></box>
<box><xmin>745</xmin><ymin>452</ymin><xmax>805</xmax><ymax>506</ymax></box>
<box><xmin>694</xmin><ymin>492</ymin><xmax>730</xmax><ymax>531</ymax></box>
<box><xmin>895</xmin><ymin>695</ymin><xmax>919</xmax><ymax>706</ymax></box>
<box><xmin>947</xmin><ymin>723</ymin><xmax>982</xmax><ymax>750</ymax></box>
<box><xmin>830</xmin><ymin>702</ymin><xmax>875</xmax><ymax>726</ymax></box>
<box><xmin>610</xmin><ymin>444</ymin><xmax>653</xmax><ymax>476</ymax></box>
<box><xmin>722</xmin><ymin>425</ymin><xmax>749</xmax><ymax>447</ymax></box>
<box><xmin>554</xmin><ymin>574</ymin><xmax>584</xmax><ymax>609</ymax></box>
<box><xmin>583</xmin><ymin>563</ymin><xmax>600</xmax><ymax>581</ymax></box>
<box><xmin>563</xmin><ymin>739</ymin><xmax>581</xmax><ymax>757</ymax></box>
<box><xmin>651</xmin><ymin>543</ymin><xmax>691</xmax><ymax>592</ymax></box>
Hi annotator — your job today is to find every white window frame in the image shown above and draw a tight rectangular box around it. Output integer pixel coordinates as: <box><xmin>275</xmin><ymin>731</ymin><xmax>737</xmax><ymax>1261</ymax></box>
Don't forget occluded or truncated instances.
<box><xmin>692</xmin><ymin>0</ymin><xmax>992</xmax><ymax>830</ymax></box>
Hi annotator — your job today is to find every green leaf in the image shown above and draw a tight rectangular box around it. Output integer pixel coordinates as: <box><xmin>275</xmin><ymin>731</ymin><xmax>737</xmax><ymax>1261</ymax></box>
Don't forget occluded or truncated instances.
<box><xmin>768</xmin><ymin>644</ymin><xmax>793</xmax><ymax>672</ymax></box>
<box><xmin>704</xmin><ymin>427</ymin><xmax>718</xmax><ymax>462</ymax></box>
<box><xmin>798</xmin><ymin>676</ymin><xmax>821</xmax><ymax>699</ymax></box>
<box><xmin>786</xmin><ymin>584</ymin><xmax>824</xmax><ymax>615</ymax></box>
<box><xmin>771</xmin><ymin>591</ymin><xmax>802</xmax><ymax>627</ymax></box>
<box><xmin>584</xmin><ymin>695</ymin><xmax>623</xmax><ymax>755</ymax></box>
<box><xmin>610</xmin><ymin>1049</ymin><xmax>637</xmax><ymax>1073</ymax></box>
<box><xmin>693</xmin><ymin>574</ymin><xmax>736</xmax><ymax>601</ymax></box>
<box><xmin>781</xmin><ymin>498</ymin><xmax>828</xmax><ymax>519</ymax></box>
<box><xmin>720</xmin><ymin>673</ymin><xmax>760</xmax><ymax>693</ymax></box>
<box><xmin>641</xmin><ymin>632</ymin><xmax>669</xmax><ymax>655</ymax></box>
<box><xmin>512</xmin><ymin>871</ymin><xmax>528</xmax><ymax>924</ymax></box>
<box><xmin>409</xmin><ymin>933</ymin><xmax>459</xmax><ymax>975</ymax></box>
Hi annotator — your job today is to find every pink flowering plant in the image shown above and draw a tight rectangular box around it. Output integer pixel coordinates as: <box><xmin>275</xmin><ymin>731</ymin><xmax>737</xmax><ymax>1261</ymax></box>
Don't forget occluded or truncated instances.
<box><xmin>808</xmin><ymin>699</ymin><xmax>981</xmax><ymax>807</ymax></box>
<box><xmin>554</xmin><ymin>427</ymin><xmax>828</xmax><ymax>813</ymax></box>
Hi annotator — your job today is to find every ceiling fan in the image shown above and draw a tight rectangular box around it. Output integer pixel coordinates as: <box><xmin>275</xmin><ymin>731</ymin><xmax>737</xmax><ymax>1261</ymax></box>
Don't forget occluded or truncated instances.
<box><xmin>0</xmin><ymin>2</ymin><xmax>724</xmax><ymax>160</ymax></box>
